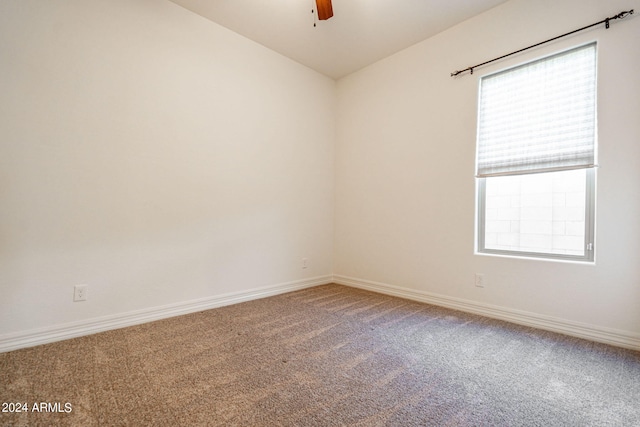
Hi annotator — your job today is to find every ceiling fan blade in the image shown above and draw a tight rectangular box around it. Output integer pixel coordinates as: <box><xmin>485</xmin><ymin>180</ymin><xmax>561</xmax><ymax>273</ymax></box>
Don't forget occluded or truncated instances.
<box><xmin>315</xmin><ymin>0</ymin><xmax>333</xmax><ymax>20</ymax></box>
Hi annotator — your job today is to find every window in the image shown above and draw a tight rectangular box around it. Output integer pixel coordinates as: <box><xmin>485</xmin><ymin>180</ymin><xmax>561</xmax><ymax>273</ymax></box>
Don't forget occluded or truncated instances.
<box><xmin>476</xmin><ymin>43</ymin><xmax>597</xmax><ymax>262</ymax></box>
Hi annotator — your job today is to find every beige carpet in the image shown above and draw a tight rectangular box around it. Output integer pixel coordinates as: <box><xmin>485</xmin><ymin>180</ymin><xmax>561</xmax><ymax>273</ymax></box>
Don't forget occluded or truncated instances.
<box><xmin>1</xmin><ymin>284</ymin><xmax>639</xmax><ymax>426</ymax></box>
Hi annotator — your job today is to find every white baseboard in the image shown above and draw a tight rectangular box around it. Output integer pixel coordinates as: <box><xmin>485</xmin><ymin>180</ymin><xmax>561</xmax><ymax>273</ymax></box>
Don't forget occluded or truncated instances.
<box><xmin>333</xmin><ymin>274</ymin><xmax>640</xmax><ymax>351</ymax></box>
<box><xmin>4</xmin><ymin>274</ymin><xmax>638</xmax><ymax>353</ymax></box>
<box><xmin>0</xmin><ymin>275</ymin><xmax>333</xmax><ymax>353</ymax></box>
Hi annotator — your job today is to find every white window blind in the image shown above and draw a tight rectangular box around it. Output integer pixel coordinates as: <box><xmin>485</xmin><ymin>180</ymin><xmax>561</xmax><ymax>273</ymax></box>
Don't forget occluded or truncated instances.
<box><xmin>476</xmin><ymin>43</ymin><xmax>597</xmax><ymax>177</ymax></box>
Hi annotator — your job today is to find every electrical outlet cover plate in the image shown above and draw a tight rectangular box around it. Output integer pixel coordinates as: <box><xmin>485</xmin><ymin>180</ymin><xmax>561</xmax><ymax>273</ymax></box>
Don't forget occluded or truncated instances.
<box><xmin>74</xmin><ymin>285</ymin><xmax>88</xmax><ymax>302</ymax></box>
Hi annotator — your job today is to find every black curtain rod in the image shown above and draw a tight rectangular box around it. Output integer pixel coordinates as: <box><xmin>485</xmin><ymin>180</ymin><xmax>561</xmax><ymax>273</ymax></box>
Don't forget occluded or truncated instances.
<box><xmin>451</xmin><ymin>9</ymin><xmax>635</xmax><ymax>77</ymax></box>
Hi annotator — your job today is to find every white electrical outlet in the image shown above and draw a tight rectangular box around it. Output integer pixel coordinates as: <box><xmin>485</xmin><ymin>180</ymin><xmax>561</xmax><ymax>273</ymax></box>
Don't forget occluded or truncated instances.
<box><xmin>302</xmin><ymin>258</ymin><xmax>308</xmax><ymax>269</ymax></box>
<box><xmin>475</xmin><ymin>273</ymin><xmax>485</xmax><ymax>288</ymax></box>
<box><xmin>74</xmin><ymin>284</ymin><xmax>88</xmax><ymax>302</ymax></box>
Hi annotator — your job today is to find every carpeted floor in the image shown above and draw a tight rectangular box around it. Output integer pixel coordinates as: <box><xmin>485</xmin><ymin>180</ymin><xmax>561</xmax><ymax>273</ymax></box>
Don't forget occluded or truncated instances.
<box><xmin>1</xmin><ymin>284</ymin><xmax>639</xmax><ymax>426</ymax></box>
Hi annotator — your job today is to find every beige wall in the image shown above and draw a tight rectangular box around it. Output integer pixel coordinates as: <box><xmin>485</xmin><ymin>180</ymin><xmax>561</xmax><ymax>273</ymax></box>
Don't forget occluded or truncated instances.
<box><xmin>0</xmin><ymin>0</ymin><xmax>335</xmax><ymax>335</ymax></box>
<box><xmin>335</xmin><ymin>0</ymin><xmax>640</xmax><ymax>334</ymax></box>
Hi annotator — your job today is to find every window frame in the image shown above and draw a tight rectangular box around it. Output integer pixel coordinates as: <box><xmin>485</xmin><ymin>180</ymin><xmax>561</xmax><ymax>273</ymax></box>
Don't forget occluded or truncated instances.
<box><xmin>476</xmin><ymin>168</ymin><xmax>596</xmax><ymax>263</ymax></box>
<box><xmin>475</xmin><ymin>43</ymin><xmax>597</xmax><ymax>263</ymax></box>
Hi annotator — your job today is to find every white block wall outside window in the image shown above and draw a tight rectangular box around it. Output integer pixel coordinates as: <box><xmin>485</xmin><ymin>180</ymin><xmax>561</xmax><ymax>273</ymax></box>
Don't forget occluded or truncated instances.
<box><xmin>484</xmin><ymin>169</ymin><xmax>587</xmax><ymax>256</ymax></box>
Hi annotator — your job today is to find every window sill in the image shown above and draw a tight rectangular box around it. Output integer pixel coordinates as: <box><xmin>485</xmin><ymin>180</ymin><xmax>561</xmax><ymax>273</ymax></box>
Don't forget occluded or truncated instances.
<box><xmin>474</xmin><ymin>250</ymin><xmax>595</xmax><ymax>265</ymax></box>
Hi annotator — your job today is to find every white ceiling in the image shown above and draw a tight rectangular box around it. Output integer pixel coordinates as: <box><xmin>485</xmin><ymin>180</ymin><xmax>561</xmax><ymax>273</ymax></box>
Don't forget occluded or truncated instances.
<box><xmin>169</xmin><ymin>0</ymin><xmax>510</xmax><ymax>80</ymax></box>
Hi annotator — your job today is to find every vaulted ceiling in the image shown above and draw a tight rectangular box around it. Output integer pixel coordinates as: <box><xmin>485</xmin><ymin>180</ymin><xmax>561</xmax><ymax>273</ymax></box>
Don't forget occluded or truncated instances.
<box><xmin>169</xmin><ymin>0</ymin><xmax>510</xmax><ymax>79</ymax></box>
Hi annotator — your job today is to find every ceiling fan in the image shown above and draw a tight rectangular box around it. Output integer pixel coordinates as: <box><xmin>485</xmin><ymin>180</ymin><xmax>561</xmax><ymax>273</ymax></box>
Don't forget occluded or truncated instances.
<box><xmin>315</xmin><ymin>0</ymin><xmax>334</xmax><ymax>21</ymax></box>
